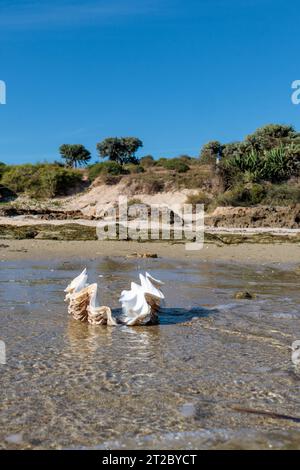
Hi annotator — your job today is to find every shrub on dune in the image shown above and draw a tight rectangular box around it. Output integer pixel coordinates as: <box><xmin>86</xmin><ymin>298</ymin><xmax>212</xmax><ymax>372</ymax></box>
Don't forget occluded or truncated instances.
<box><xmin>88</xmin><ymin>161</ymin><xmax>125</xmax><ymax>181</ymax></box>
<box><xmin>1</xmin><ymin>164</ymin><xmax>82</xmax><ymax>198</ymax></box>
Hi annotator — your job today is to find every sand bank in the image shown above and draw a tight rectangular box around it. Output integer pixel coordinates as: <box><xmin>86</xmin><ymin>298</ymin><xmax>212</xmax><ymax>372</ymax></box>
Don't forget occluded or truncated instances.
<box><xmin>0</xmin><ymin>239</ymin><xmax>299</xmax><ymax>264</ymax></box>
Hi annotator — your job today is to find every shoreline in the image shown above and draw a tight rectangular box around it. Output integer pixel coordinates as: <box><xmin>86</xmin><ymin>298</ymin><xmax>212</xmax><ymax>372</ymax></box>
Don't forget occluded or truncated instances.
<box><xmin>1</xmin><ymin>215</ymin><xmax>300</xmax><ymax>234</ymax></box>
<box><xmin>1</xmin><ymin>238</ymin><xmax>299</xmax><ymax>263</ymax></box>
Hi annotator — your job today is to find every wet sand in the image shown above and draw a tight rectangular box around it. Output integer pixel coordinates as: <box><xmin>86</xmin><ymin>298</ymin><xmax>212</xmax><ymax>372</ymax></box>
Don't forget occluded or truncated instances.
<box><xmin>0</xmin><ymin>239</ymin><xmax>300</xmax><ymax>264</ymax></box>
<box><xmin>1</xmin><ymin>256</ymin><xmax>300</xmax><ymax>449</ymax></box>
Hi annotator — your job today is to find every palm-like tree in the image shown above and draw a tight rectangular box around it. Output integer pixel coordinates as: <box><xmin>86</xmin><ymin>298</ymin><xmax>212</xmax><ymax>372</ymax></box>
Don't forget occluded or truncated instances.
<box><xmin>59</xmin><ymin>144</ymin><xmax>91</xmax><ymax>168</ymax></box>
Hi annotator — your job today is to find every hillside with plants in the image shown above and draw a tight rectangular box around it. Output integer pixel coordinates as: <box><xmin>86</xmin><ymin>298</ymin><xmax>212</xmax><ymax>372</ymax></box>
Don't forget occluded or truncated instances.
<box><xmin>1</xmin><ymin>124</ymin><xmax>300</xmax><ymax>219</ymax></box>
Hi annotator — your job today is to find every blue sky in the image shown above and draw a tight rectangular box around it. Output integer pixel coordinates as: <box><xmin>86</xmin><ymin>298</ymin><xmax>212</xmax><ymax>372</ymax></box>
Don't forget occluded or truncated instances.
<box><xmin>0</xmin><ymin>0</ymin><xmax>299</xmax><ymax>164</ymax></box>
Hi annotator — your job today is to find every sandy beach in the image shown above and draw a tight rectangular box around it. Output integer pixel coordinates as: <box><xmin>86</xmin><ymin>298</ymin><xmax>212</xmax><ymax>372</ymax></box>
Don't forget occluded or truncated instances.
<box><xmin>1</xmin><ymin>238</ymin><xmax>300</xmax><ymax>264</ymax></box>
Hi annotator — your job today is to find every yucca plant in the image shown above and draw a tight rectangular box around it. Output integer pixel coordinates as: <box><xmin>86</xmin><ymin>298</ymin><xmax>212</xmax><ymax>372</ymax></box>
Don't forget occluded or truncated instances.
<box><xmin>261</xmin><ymin>146</ymin><xmax>299</xmax><ymax>182</ymax></box>
<box><xmin>222</xmin><ymin>150</ymin><xmax>262</xmax><ymax>183</ymax></box>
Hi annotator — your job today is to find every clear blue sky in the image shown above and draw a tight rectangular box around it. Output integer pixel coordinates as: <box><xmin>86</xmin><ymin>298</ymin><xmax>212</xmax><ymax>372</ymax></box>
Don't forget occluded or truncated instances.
<box><xmin>0</xmin><ymin>0</ymin><xmax>299</xmax><ymax>164</ymax></box>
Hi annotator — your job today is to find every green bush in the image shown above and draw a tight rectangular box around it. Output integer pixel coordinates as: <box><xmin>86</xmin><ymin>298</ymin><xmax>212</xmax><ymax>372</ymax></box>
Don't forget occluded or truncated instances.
<box><xmin>1</xmin><ymin>164</ymin><xmax>36</xmax><ymax>193</ymax></box>
<box><xmin>127</xmin><ymin>174</ymin><xmax>165</xmax><ymax>194</ymax></box>
<box><xmin>36</xmin><ymin>167</ymin><xmax>82</xmax><ymax>198</ymax></box>
<box><xmin>216</xmin><ymin>184</ymin><xmax>266</xmax><ymax>207</ymax></box>
<box><xmin>214</xmin><ymin>182</ymin><xmax>300</xmax><ymax>207</ymax></box>
<box><xmin>102</xmin><ymin>175</ymin><xmax>123</xmax><ymax>185</ymax></box>
<box><xmin>219</xmin><ymin>146</ymin><xmax>300</xmax><ymax>188</ymax></box>
<box><xmin>199</xmin><ymin>141</ymin><xmax>223</xmax><ymax>166</ymax></box>
<box><xmin>262</xmin><ymin>184</ymin><xmax>300</xmax><ymax>206</ymax></box>
<box><xmin>88</xmin><ymin>161</ymin><xmax>125</xmax><ymax>180</ymax></box>
<box><xmin>156</xmin><ymin>157</ymin><xmax>168</xmax><ymax>166</ymax></box>
<box><xmin>1</xmin><ymin>164</ymin><xmax>82</xmax><ymax>198</ymax></box>
<box><xmin>159</xmin><ymin>158</ymin><xmax>190</xmax><ymax>173</ymax></box>
<box><xmin>261</xmin><ymin>147</ymin><xmax>300</xmax><ymax>182</ymax></box>
<box><xmin>185</xmin><ymin>191</ymin><xmax>211</xmax><ymax>206</ymax></box>
<box><xmin>123</xmin><ymin>163</ymin><xmax>145</xmax><ymax>174</ymax></box>
<box><xmin>0</xmin><ymin>162</ymin><xmax>8</xmax><ymax>179</ymax></box>
<box><xmin>140</xmin><ymin>155</ymin><xmax>155</xmax><ymax>168</ymax></box>
<box><xmin>128</xmin><ymin>198</ymin><xmax>143</xmax><ymax>206</ymax></box>
<box><xmin>178</xmin><ymin>155</ymin><xmax>193</xmax><ymax>162</ymax></box>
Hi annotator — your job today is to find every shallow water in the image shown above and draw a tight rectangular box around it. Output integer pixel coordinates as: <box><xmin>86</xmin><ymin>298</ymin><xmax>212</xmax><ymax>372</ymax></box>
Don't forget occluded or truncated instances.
<box><xmin>0</xmin><ymin>256</ymin><xmax>300</xmax><ymax>449</ymax></box>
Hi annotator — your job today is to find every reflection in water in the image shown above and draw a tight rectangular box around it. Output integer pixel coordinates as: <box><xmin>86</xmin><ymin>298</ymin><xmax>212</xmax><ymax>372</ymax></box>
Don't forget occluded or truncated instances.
<box><xmin>67</xmin><ymin>320</ymin><xmax>114</xmax><ymax>356</ymax></box>
<box><xmin>0</xmin><ymin>257</ymin><xmax>300</xmax><ymax>449</ymax></box>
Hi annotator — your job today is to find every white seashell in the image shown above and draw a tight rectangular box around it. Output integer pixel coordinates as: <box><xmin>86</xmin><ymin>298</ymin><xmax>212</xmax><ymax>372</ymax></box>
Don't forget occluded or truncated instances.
<box><xmin>65</xmin><ymin>271</ymin><xmax>117</xmax><ymax>326</ymax></box>
<box><xmin>119</xmin><ymin>272</ymin><xmax>164</xmax><ymax>325</ymax></box>
<box><xmin>65</xmin><ymin>270</ymin><xmax>165</xmax><ymax>327</ymax></box>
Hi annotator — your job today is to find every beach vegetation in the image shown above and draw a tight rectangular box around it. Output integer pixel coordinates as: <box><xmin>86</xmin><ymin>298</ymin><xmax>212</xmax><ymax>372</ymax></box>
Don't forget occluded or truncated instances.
<box><xmin>96</xmin><ymin>137</ymin><xmax>143</xmax><ymax>165</ymax></box>
<box><xmin>1</xmin><ymin>123</ymin><xmax>300</xmax><ymax>206</ymax></box>
<box><xmin>88</xmin><ymin>161</ymin><xmax>125</xmax><ymax>181</ymax></box>
<box><xmin>0</xmin><ymin>163</ymin><xmax>82</xmax><ymax>198</ymax></box>
<box><xmin>140</xmin><ymin>155</ymin><xmax>155</xmax><ymax>167</ymax></box>
<box><xmin>200</xmin><ymin>140</ymin><xmax>223</xmax><ymax>166</ymax></box>
<box><xmin>59</xmin><ymin>144</ymin><xmax>91</xmax><ymax>168</ymax></box>
<box><xmin>185</xmin><ymin>191</ymin><xmax>212</xmax><ymax>207</ymax></box>
<box><xmin>157</xmin><ymin>158</ymin><xmax>190</xmax><ymax>173</ymax></box>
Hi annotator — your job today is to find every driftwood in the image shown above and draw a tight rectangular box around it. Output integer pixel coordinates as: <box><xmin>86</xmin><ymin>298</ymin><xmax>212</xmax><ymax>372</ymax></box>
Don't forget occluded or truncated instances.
<box><xmin>232</xmin><ymin>406</ymin><xmax>300</xmax><ymax>424</ymax></box>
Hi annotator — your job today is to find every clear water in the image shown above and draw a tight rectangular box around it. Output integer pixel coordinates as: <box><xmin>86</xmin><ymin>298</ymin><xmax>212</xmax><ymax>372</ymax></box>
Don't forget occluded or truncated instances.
<box><xmin>0</xmin><ymin>256</ymin><xmax>300</xmax><ymax>449</ymax></box>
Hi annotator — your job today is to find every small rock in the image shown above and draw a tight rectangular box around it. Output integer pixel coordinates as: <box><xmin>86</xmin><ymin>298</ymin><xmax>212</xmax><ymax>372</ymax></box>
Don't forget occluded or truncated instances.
<box><xmin>5</xmin><ymin>433</ymin><xmax>23</xmax><ymax>444</ymax></box>
<box><xmin>127</xmin><ymin>252</ymin><xmax>158</xmax><ymax>259</ymax></box>
<box><xmin>140</xmin><ymin>253</ymin><xmax>158</xmax><ymax>258</ymax></box>
<box><xmin>180</xmin><ymin>402</ymin><xmax>197</xmax><ymax>418</ymax></box>
<box><xmin>234</xmin><ymin>291</ymin><xmax>256</xmax><ymax>300</ymax></box>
